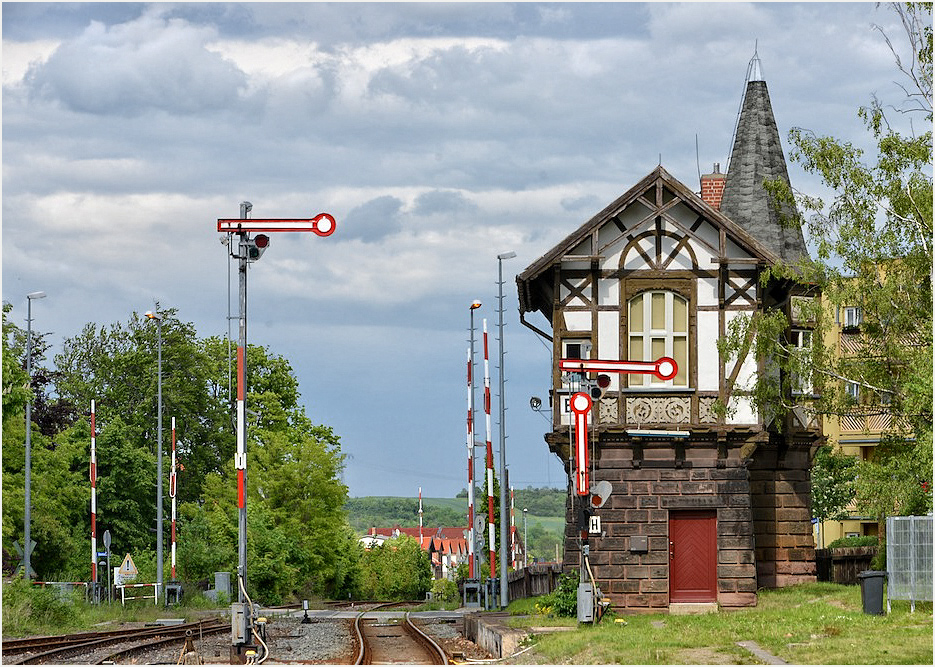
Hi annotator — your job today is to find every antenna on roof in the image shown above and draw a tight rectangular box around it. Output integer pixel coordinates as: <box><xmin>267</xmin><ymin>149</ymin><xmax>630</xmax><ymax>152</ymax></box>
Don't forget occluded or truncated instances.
<box><xmin>726</xmin><ymin>44</ymin><xmax>764</xmax><ymax>173</ymax></box>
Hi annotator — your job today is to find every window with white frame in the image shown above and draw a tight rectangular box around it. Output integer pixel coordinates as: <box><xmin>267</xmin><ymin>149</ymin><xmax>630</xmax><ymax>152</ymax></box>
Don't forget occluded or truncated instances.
<box><xmin>789</xmin><ymin>328</ymin><xmax>813</xmax><ymax>395</ymax></box>
<box><xmin>844</xmin><ymin>306</ymin><xmax>862</xmax><ymax>329</ymax></box>
<box><xmin>845</xmin><ymin>380</ymin><xmax>861</xmax><ymax>402</ymax></box>
<box><xmin>626</xmin><ymin>290</ymin><xmax>688</xmax><ymax>387</ymax></box>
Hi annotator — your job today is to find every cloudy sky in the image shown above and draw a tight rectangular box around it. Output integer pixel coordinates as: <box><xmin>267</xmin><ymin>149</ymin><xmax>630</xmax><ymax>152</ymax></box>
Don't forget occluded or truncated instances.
<box><xmin>2</xmin><ymin>2</ymin><xmax>913</xmax><ymax>500</ymax></box>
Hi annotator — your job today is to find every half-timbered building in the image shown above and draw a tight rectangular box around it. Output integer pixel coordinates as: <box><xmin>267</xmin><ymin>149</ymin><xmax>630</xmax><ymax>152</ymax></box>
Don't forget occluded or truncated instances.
<box><xmin>516</xmin><ymin>58</ymin><xmax>820</xmax><ymax>613</ymax></box>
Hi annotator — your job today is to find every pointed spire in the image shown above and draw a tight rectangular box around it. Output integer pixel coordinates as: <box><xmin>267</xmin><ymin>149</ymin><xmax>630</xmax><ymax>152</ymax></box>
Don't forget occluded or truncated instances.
<box><xmin>720</xmin><ymin>51</ymin><xmax>808</xmax><ymax>262</ymax></box>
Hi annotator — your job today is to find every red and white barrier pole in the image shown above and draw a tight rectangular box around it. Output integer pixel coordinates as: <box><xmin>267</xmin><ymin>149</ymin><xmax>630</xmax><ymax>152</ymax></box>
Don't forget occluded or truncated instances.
<box><xmin>483</xmin><ymin>320</ymin><xmax>496</xmax><ymax>577</ymax></box>
<box><xmin>466</xmin><ymin>346</ymin><xmax>475</xmax><ymax>579</ymax></box>
<box><xmin>169</xmin><ymin>417</ymin><xmax>177</xmax><ymax>581</ymax></box>
<box><xmin>510</xmin><ymin>486</ymin><xmax>516</xmax><ymax>569</ymax></box>
<box><xmin>90</xmin><ymin>400</ymin><xmax>97</xmax><ymax>587</ymax></box>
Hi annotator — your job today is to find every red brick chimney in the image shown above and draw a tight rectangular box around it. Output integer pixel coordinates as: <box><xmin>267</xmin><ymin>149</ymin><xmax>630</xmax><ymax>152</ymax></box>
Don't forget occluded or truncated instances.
<box><xmin>700</xmin><ymin>163</ymin><xmax>726</xmax><ymax>210</ymax></box>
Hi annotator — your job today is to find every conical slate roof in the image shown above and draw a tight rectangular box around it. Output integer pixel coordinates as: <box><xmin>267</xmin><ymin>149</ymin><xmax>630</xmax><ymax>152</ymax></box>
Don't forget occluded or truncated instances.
<box><xmin>720</xmin><ymin>61</ymin><xmax>809</xmax><ymax>263</ymax></box>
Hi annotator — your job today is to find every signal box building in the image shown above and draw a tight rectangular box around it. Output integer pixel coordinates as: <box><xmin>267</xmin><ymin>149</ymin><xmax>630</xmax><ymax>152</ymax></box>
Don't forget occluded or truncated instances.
<box><xmin>516</xmin><ymin>58</ymin><xmax>820</xmax><ymax>612</ymax></box>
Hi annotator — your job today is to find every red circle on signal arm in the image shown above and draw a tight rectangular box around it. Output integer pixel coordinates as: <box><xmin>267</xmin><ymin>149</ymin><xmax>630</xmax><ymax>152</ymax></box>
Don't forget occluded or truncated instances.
<box><xmin>254</xmin><ymin>234</ymin><xmax>270</xmax><ymax>248</ymax></box>
<box><xmin>654</xmin><ymin>357</ymin><xmax>678</xmax><ymax>381</ymax></box>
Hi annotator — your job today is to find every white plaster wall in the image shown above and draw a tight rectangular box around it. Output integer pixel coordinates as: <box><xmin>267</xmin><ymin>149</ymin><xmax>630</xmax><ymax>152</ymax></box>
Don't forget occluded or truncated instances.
<box><xmin>598</xmin><ymin>310</ymin><xmax>621</xmax><ymax>390</ymax></box>
<box><xmin>598</xmin><ymin>276</ymin><xmax>619</xmax><ymax>306</ymax></box>
<box><xmin>689</xmin><ymin>238</ymin><xmax>716</xmax><ymax>269</ymax></box>
<box><xmin>727</xmin><ymin>396</ymin><xmax>759</xmax><ymax>425</ymax></box>
<box><xmin>600</xmin><ymin>236</ymin><xmax>626</xmax><ymax>271</ymax></box>
<box><xmin>563</xmin><ymin>310</ymin><xmax>592</xmax><ymax>332</ymax></box>
<box><xmin>697</xmin><ymin>277</ymin><xmax>719</xmax><ymax>307</ymax></box>
<box><xmin>694</xmin><ymin>219</ymin><xmax>721</xmax><ymax>254</ymax></box>
<box><xmin>696</xmin><ymin>311</ymin><xmax>720</xmax><ymax>391</ymax></box>
<box><xmin>724</xmin><ymin>309</ymin><xmax>759</xmax><ymax>391</ymax></box>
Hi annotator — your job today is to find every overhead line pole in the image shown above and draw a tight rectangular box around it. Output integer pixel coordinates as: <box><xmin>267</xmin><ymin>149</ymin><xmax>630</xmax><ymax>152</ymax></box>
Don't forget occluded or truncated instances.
<box><xmin>497</xmin><ymin>251</ymin><xmax>515</xmax><ymax>606</ymax></box>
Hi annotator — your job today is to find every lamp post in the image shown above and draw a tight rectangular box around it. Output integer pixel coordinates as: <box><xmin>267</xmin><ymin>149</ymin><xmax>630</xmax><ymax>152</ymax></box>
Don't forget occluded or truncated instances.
<box><xmin>24</xmin><ymin>291</ymin><xmax>46</xmax><ymax>580</ymax></box>
<box><xmin>523</xmin><ymin>508</ymin><xmax>528</xmax><ymax>568</ymax></box>
<box><xmin>145</xmin><ymin>309</ymin><xmax>164</xmax><ymax>593</ymax></box>
<box><xmin>496</xmin><ymin>251</ymin><xmax>515</xmax><ymax>606</ymax></box>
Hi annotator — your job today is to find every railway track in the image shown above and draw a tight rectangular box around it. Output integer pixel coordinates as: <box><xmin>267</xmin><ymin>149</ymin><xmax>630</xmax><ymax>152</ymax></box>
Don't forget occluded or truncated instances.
<box><xmin>353</xmin><ymin>604</ymin><xmax>448</xmax><ymax>665</ymax></box>
<box><xmin>1</xmin><ymin>619</ymin><xmax>228</xmax><ymax>665</ymax></box>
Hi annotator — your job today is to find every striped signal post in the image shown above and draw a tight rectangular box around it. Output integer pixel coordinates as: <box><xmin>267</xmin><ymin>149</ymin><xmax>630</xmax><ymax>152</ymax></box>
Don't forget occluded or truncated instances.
<box><xmin>510</xmin><ymin>487</ymin><xmax>516</xmax><ymax>569</ymax></box>
<box><xmin>465</xmin><ymin>346</ymin><xmax>475</xmax><ymax>579</ymax></box>
<box><xmin>90</xmin><ymin>400</ymin><xmax>97</xmax><ymax>600</ymax></box>
<box><xmin>169</xmin><ymin>417</ymin><xmax>177</xmax><ymax>581</ymax></box>
<box><xmin>483</xmin><ymin>319</ymin><xmax>496</xmax><ymax>579</ymax></box>
<box><xmin>418</xmin><ymin>487</ymin><xmax>423</xmax><ymax>545</ymax></box>
<box><xmin>217</xmin><ymin>204</ymin><xmax>335</xmax><ymax>662</ymax></box>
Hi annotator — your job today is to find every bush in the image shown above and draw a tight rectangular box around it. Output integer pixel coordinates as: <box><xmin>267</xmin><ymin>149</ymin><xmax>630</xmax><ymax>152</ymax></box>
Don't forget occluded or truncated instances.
<box><xmin>827</xmin><ymin>535</ymin><xmax>879</xmax><ymax>549</ymax></box>
<box><xmin>537</xmin><ymin>570</ymin><xmax>578</xmax><ymax>617</ymax></box>
<box><xmin>430</xmin><ymin>578</ymin><xmax>458</xmax><ymax>603</ymax></box>
<box><xmin>1</xmin><ymin>579</ymin><xmax>77</xmax><ymax>636</ymax></box>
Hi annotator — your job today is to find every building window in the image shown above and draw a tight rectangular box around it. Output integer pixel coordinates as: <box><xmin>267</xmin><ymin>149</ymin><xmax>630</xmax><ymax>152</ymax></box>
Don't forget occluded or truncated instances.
<box><xmin>627</xmin><ymin>290</ymin><xmax>688</xmax><ymax>387</ymax></box>
<box><xmin>845</xmin><ymin>381</ymin><xmax>861</xmax><ymax>402</ymax></box>
<box><xmin>561</xmin><ymin>338</ymin><xmax>591</xmax><ymax>389</ymax></box>
<box><xmin>843</xmin><ymin>306</ymin><xmax>862</xmax><ymax>329</ymax></box>
<box><xmin>790</xmin><ymin>328</ymin><xmax>813</xmax><ymax>395</ymax></box>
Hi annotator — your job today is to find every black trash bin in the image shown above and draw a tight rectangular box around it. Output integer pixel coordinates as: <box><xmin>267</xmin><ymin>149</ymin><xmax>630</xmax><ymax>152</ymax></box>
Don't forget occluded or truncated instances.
<box><xmin>858</xmin><ymin>570</ymin><xmax>886</xmax><ymax>615</ymax></box>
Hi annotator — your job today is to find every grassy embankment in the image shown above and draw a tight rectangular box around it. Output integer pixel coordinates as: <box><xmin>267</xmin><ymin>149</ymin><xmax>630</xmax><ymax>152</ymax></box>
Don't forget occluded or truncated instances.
<box><xmin>503</xmin><ymin>582</ymin><xmax>933</xmax><ymax>664</ymax></box>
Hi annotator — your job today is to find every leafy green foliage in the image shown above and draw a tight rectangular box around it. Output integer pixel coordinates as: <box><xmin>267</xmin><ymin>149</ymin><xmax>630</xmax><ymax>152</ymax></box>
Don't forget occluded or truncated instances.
<box><xmin>3</xmin><ymin>305</ymin><xmax>356</xmax><ymax>604</ymax></box>
<box><xmin>719</xmin><ymin>3</ymin><xmax>933</xmax><ymax>521</ymax></box>
<box><xmin>359</xmin><ymin>535</ymin><xmax>431</xmax><ymax>600</ymax></box>
<box><xmin>826</xmin><ymin>535</ymin><xmax>879</xmax><ymax>549</ymax></box>
<box><xmin>811</xmin><ymin>446</ymin><xmax>858</xmax><ymax>524</ymax></box>
<box><xmin>538</xmin><ymin>570</ymin><xmax>579</xmax><ymax>617</ymax></box>
<box><xmin>344</xmin><ymin>497</ymin><xmax>464</xmax><ymax>534</ymax></box>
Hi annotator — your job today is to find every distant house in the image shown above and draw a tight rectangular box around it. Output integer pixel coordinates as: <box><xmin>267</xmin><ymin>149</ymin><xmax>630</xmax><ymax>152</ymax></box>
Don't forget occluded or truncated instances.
<box><xmin>516</xmin><ymin>53</ymin><xmax>820</xmax><ymax>613</ymax></box>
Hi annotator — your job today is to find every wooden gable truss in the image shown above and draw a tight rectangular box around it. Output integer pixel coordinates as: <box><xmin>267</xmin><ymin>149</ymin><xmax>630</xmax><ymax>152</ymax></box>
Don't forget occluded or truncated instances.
<box><xmin>518</xmin><ymin>166</ymin><xmax>792</xmax><ymax>451</ymax></box>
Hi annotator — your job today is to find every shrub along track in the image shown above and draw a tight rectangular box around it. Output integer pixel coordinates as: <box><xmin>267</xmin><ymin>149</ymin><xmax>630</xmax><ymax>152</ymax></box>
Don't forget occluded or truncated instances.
<box><xmin>353</xmin><ymin>604</ymin><xmax>448</xmax><ymax>665</ymax></box>
<box><xmin>1</xmin><ymin>619</ymin><xmax>228</xmax><ymax>664</ymax></box>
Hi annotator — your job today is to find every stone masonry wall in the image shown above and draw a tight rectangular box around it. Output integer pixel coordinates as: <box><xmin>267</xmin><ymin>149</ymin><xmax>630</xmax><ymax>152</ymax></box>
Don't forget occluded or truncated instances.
<box><xmin>748</xmin><ymin>444</ymin><xmax>817</xmax><ymax>587</ymax></box>
<box><xmin>562</xmin><ymin>442</ymin><xmax>758</xmax><ymax>613</ymax></box>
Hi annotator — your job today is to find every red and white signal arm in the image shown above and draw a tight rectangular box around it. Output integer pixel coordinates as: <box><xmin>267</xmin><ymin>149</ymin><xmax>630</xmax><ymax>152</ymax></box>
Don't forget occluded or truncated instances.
<box><xmin>570</xmin><ymin>392</ymin><xmax>592</xmax><ymax>496</ymax></box>
<box><xmin>217</xmin><ymin>213</ymin><xmax>336</xmax><ymax>236</ymax></box>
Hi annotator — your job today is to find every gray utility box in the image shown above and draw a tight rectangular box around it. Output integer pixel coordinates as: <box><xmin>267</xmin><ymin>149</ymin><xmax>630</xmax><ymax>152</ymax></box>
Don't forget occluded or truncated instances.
<box><xmin>577</xmin><ymin>583</ymin><xmax>594</xmax><ymax>623</ymax></box>
<box><xmin>231</xmin><ymin>602</ymin><xmax>248</xmax><ymax>642</ymax></box>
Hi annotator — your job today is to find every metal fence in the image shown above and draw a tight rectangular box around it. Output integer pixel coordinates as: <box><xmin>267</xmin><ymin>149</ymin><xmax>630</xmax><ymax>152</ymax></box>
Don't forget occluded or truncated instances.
<box><xmin>886</xmin><ymin>515</ymin><xmax>933</xmax><ymax>612</ymax></box>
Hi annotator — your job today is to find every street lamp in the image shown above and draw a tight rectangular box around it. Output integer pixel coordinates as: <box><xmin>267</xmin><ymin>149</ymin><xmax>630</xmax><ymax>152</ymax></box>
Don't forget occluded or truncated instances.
<box><xmin>145</xmin><ymin>309</ymin><xmax>164</xmax><ymax>594</ymax></box>
<box><xmin>496</xmin><ymin>251</ymin><xmax>516</xmax><ymax>607</ymax></box>
<box><xmin>523</xmin><ymin>508</ymin><xmax>528</xmax><ymax>568</ymax></box>
<box><xmin>24</xmin><ymin>291</ymin><xmax>46</xmax><ymax>580</ymax></box>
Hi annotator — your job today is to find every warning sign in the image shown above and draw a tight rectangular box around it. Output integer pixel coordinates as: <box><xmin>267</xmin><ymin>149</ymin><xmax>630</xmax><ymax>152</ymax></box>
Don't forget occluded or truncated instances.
<box><xmin>118</xmin><ymin>553</ymin><xmax>138</xmax><ymax>579</ymax></box>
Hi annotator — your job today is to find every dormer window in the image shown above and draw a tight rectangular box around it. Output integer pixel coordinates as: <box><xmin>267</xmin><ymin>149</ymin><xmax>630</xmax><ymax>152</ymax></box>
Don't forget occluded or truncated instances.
<box><xmin>627</xmin><ymin>290</ymin><xmax>689</xmax><ymax>387</ymax></box>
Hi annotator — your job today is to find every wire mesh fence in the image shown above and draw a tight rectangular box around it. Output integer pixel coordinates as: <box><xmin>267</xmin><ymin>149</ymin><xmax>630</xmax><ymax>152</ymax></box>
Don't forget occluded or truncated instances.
<box><xmin>886</xmin><ymin>515</ymin><xmax>933</xmax><ymax>612</ymax></box>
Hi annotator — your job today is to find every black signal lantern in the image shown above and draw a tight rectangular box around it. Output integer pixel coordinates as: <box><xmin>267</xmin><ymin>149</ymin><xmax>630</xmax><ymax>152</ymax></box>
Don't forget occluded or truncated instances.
<box><xmin>589</xmin><ymin>373</ymin><xmax>611</xmax><ymax>400</ymax></box>
<box><xmin>245</xmin><ymin>234</ymin><xmax>270</xmax><ymax>261</ymax></box>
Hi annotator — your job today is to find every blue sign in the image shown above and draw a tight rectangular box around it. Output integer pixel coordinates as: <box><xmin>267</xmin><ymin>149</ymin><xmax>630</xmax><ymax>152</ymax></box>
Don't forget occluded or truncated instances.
<box><xmin>97</xmin><ymin>551</ymin><xmax>108</xmax><ymax>557</ymax></box>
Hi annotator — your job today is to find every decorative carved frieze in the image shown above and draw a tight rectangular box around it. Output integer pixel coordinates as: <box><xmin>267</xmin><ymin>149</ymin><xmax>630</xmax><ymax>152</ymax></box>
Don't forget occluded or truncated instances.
<box><xmin>599</xmin><ymin>397</ymin><xmax>618</xmax><ymax>424</ymax></box>
<box><xmin>625</xmin><ymin>396</ymin><xmax>691</xmax><ymax>424</ymax></box>
<box><xmin>699</xmin><ymin>397</ymin><xmax>718</xmax><ymax>424</ymax></box>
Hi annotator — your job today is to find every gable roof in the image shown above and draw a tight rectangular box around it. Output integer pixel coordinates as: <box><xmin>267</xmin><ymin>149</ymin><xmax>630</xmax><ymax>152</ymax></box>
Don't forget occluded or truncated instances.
<box><xmin>517</xmin><ymin>165</ymin><xmax>781</xmax><ymax>316</ymax></box>
<box><xmin>720</xmin><ymin>76</ymin><xmax>808</xmax><ymax>263</ymax></box>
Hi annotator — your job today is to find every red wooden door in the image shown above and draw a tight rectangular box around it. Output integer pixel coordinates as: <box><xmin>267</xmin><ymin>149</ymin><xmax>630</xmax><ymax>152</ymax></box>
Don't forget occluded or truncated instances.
<box><xmin>669</xmin><ymin>510</ymin><xmax>717</xmax><ymax>603</ymax></box>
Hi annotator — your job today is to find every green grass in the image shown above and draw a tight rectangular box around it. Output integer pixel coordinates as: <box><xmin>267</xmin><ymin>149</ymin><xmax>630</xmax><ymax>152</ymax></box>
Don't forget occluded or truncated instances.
<box><xmin>1</xmin><ymin>579</ymin><xmax>224</xmax><ymax>638</ymax></box>
<box><xmin>502</xmin><ymin>583</ymin><xmax>933</xmax><ymax>664</ymax></box>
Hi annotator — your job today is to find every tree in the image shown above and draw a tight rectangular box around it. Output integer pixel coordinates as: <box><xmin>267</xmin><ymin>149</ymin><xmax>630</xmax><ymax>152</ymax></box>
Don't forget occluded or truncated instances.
<box><xmin>359</xmin><ymin>535</ymin><xmax>431</xmax><ymax>600</ymax></box>
<box><xmin>811</xmin><ymin>446</ymin><xmax>859</xmax><ymax>547</ymax></box>
<box><xmin>719</xmin><ymin>3</ymin><xmax>933</xmax><ymax>525</ymax></box>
